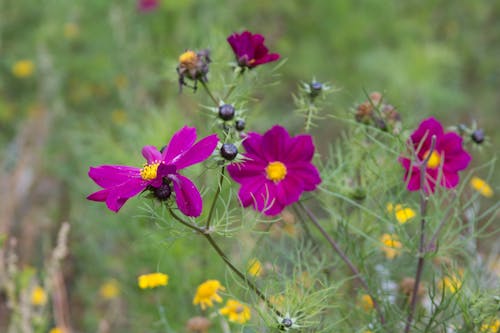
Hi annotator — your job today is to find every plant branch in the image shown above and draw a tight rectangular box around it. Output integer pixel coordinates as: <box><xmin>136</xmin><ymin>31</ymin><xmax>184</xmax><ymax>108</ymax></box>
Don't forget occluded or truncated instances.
<box><xmin>404</xmin><ymin>135</ymin><xmax>436</xmax><ymax>333</ymax></box>
<box><xmin>297</xmin><ymin>201</ymin><xmax>386</xmax><ymax>326</ymax></box>
<box><xmin>206</xmin><ymin>167</ymin><xmax>225</xmax><ymax>230</ymax></box>
<box><xmin>200</xmin><ymin>80</ymin><xmax>219</xmax><ymax>105</ymax></box>
<box><xmin>167</xmin><ymin>209</ymin><xmax>282</xmax><ymax>317</ymax></box>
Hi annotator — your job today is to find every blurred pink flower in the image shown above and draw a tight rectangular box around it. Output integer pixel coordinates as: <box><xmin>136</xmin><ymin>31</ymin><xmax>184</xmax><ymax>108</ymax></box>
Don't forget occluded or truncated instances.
<box><xmin>399</xmin><ymin>117</ymin><xmax>471</xmax><ymax>193</ymax></box>
<box><xmin>227</xmin><ymin>31</ymin><xmax>280</xmax><ymax>69</ymax></box>
<box><xmin>137</xmin><ymin>0</ymin><xmax>159</xmax><ymax>12</ymax></box>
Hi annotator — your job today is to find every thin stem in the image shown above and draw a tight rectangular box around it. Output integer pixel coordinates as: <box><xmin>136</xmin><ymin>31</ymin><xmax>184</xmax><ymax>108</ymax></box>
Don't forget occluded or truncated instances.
<box><xmin>425</xmin><ymin>192</ymin><xmax>456</xmax><ymax>252</ymax></box>
<box><xmin>203</xmin><ymin>233</ymin><xmax>282</xmax><ymax>317</ymax></box>
<box><xmin>206</xmin><ymin>167</ymin><xmax>225</xmax><ymax>230</ymax></box>
<box><xmin>404</xmin><ymin>135</ymin><xmax>436</xmax><ymax>333</ymax></box>
<box><xmin>223</xmin><ymin>71</ymin><xmax>243</xmax><ymax>101</ymax></box>
<box><xmin>167</xmin><ymin>210</ymin><xmax>282</xmax><ymax>317</ymax></box>
<box><xmin>200</xmin><ymin>80</ymin><xmax>219</xmax><ymax>105</ymax></box>
<box><xmin>297</xmin><ymin>201</ymin><xmax>386</xmax><ymax>326</ymax></box>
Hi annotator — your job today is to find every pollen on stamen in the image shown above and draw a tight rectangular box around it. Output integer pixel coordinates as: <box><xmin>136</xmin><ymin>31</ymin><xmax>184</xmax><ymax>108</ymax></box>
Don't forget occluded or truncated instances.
<box><xmin>423</xmin><ymin>150</ymin><xmax>441</xmax><ymax>169</ymax></box>
<box><xmin>140</xmin><ymin>162</ymin><xmax>160</xmax><ymax>180</ymax></box>
<box><xmin>266</xmin><ymin>161</ymin><xmax>287</xmax><ymax>182</ymax></box>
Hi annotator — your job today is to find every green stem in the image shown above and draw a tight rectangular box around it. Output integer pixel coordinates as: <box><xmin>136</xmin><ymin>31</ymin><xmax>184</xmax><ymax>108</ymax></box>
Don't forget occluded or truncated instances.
<box><xmin>167</xmin><ymin>210</ymin><xmax>282</xmax><ymax>317</ymax></box>
<box><xmin>297</xmin><ymin>201</ymin><xmax>386</xmax><ymax>326</ymax></box>
<box><xmin>206</xmin><ymin>167</ymin><xmax>225</xmax><ymax>230</ymax></box>
<box><xmin>404</xmin><ymin>135</ymin><xmax>436</xmax><ymax>333</ymax></box>
<box><xmin>223</xmin><ymin>71</ymin><xmax>243</xmax><ymax>101</ymax></box>
<box><xmin>200</xmin><ymin>80</ymin><xmax>219</xmax><ymax>105</ymax></box>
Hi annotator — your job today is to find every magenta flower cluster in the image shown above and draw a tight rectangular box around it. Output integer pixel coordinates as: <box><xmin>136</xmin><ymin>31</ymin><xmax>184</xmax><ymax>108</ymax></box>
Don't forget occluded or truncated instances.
<box><xmin>399</xmin><ymin>117</ymin><xmax>471</xmax><ymax>193</ymax></box>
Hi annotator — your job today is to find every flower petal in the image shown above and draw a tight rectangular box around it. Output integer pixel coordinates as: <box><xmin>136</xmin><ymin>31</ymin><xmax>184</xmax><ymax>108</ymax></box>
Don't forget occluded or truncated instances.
<box><xmin>285</xmin><ymin>134</ymin><xmax>315</xmax><ymax>162</ymax></box>
<box><xmin>88</xmin><ymin>165</ymin><xmax>141</xmax><ymax>188</ymax></box>
<box><xmin>241</xmin><ymin>132</ymin><xmax>266</xmax><ymax>162</ymax></box>
<box><xmin>287</xmin><ymin>161</ymin><xmax>321</xmax><ymax>191</ymax></box>
<box><xmin>262</xmin><ymin>125</ymin><xmax>289</xmax><ymax>161</ymax></box>
<box><xmin>409</xmin><ymin>117</ymin><xmax>443</xmax><ymax>155</ymax></box>
<box><xmin>162</xmin><ymin>126</ymin><xmax>197</xmax><ymax>163</ymax></box>
<box><xmin>438</xmin><ymin>133</ymin><xmax>471</xmax><ymax>172</ymax></box>
<box><xmin>173</xmin><ymin>134</ymin><xmax>218</xmax><ymax>169</ymax></box>
<box><xmin>171</xmin><ymin>174</ymin><xmax>203</xmax><ymax>217</ymax></box>
<box><xmin>105</xmin><ymin>179</ymin><xmax>146</xmax><ymax>212</ymax></box>
<box><xmin>227</xmin><ymin>159</ymin><xmax>265</xmax><ymax>183</ymax></box>
<box><xmin>142</xmin><ymin>145</ymin><xmax>162</xmax><ymax>163</ymax></box>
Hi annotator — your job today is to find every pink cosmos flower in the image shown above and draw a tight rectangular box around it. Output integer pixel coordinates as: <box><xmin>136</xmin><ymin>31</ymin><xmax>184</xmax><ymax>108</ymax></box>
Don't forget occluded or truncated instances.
<box><xmin>227</xmin><ymin>31</ymin><xmax>280</xmax><ymax>69</ymax></box>
<box><xmin>137</xmin><ymin>0</ymin><xmax>159</xmax><ymax>12</ymax></box>
<box><xmin>398</xmin><ymin>117</ymin><xmax>471</xmax><ymax>193</ymax></box>
<box><xmin>227</xmin><ymin>125</ymin><xmax>321</xmax><ymax>216</ymax></box>
<box><xmin>87</xmin><ymin>127</ymin><xmax>218</xmax><ymax>216</ymax></box>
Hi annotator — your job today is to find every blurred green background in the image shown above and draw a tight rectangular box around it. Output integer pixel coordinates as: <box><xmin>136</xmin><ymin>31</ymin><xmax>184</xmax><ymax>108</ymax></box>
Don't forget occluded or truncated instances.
<box><xmin>1</xmin><ymin>0</ymin><xmax>498</xmax><ymax>331</ymax></box>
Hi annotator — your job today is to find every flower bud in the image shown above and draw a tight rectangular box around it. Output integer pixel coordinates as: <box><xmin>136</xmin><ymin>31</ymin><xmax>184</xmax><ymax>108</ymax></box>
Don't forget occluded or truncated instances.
<box><xmin>152</xmin><ymin>181</ymin><xmax>172</xmax><ymax>200</ymax></box>
<box><xmin>471</xmin><ymin>129</ymin><xmax>484</xmax><ymax>144</ymax></box>
<box><xmin>218</xmin><ymin>104</ymin><xmax>235</xmax><ymax>121</ymax></box>
<box><xmin>309</xmin><ymin>81</ymin><xmax>323</xmax><ymax>98</ymax></box>
<box><xmin>235</xmin><ymin>119</ymin><xmax>246</xmax><ymax>131</ymax></box>
<box><xmin>220</xmin><ymin>143</ymin><xmax>238</xmax><ymax>161</ymax></box>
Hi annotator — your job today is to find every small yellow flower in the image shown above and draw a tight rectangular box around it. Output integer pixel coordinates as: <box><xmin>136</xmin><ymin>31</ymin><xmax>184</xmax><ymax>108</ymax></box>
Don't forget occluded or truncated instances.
<box><xmin>219</xmin><ymin>299</ymin><xmax>251</xmax><ymax>324</ymax></box>
<box><xmin>470</xmin><ymin>176</ymin><xmax>494</xmax><ymax>198</ymax></box>
<box><xmin>439</xmin><ymin>275</ymin><xmax>462</xmax><ymax>293</ymax></box>
<box><xmin>111</xmin><ymin>109</ymin><xmax>127</xmax><ymax>124</ymax></box>
<box><xmin>193</xmin><ymin>280</ymin><xmax>225</xmax><ymax>310</ymax></box>
<box><xmin>31</xmin><ymin>286</ymin><xmax>47</xmax><ymax>306</ymax></box>
<box><xmin>49</xmin><ymin>328</ymin><xmax>64</xmax><ymax>333</ymax></box>
<box><xmin>387</xmin><ymin>203</ymin><xmax>416</xmax><ymax>224</ymax></box>
<box><xmin>137</xmin><ymin>272</ymin><xmax>169</xmax><ymax>289</ymax></box>
<box><xmin>481</xmin><ymin>318</ymin><xmax>499</xmax><ymax>332</ymax></box>
<box><xmin>64</xmin><ymin>23</ymin><xmax>79</xmax><ymax>39</ymax></box>
<box><xmin>247</xmin><ymin>258</ymin><xmax>262</xmax><ymax>277</ymax></box>
<box><xmin>380</xmin><ymin>233</ymin><xmax>402</xmax><ymax>259</ymax></box>
<box><xmin>99</xmin><ymin>279</ymin><xmax>120</xmax><ymax>299</ymax></box>
<box><xmin>12</xmin><ymin>60</ymin><xmax>34</xmax><ymax>78</ymax></box>
<box><xmin>359</xmin><ymin>294</ymin><xmax>374</xmax><ymax>312</ymax></box>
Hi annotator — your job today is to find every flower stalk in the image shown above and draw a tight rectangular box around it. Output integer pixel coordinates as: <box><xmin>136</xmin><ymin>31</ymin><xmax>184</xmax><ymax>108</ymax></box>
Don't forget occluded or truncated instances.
<box><xmin>404</xmin><ymin>135</ymin><xmax>436</xmax><ymax>333</ymax></box>
<box><xmin>297</xmin><ymin>201</ymin><xmax>386</xmax><ymax>326</ymax></box>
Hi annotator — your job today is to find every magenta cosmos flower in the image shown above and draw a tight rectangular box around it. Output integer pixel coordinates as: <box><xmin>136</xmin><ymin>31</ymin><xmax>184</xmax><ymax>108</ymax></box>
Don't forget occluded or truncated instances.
<box><xmin>137</xmin><ymin>0</ymin><xmax>159</xmax><ymax>12</ymax></box>
<box><xmin>227</xmin><ymin>125</ymin><xmax>321</xmax><ymax>216</ymax></box>
<box><xmin>227</xmin><ymin>31</ymin><xmax>280</xmax><ymax>69</ymax></box>
<box><xmin>87</xmin><ymin>127</ymin><xmax>218</xmax><ymax>216</ymax></box>
<box><xmin>398</xmin><ymin>117</ymin><xmax>471</xmax><ymax>193</ymax></box>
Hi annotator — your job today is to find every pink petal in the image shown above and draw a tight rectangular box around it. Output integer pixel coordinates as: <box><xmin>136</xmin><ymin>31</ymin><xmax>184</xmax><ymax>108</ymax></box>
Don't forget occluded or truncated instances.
<box><xmin>438</xmin><ymin>133</ymin><xmax>471</xmax><ymax>172</ymax></box>
<box><xmin>287</xmin><ymin>162</ymin><xmax>321</xmax><ymax>191</ymax></box>
<box><xmin>142</xmin><ymin>145</ymin><xmax>162</xmax><ymax>163</ymax></box>
<box><xmin>241</xmin><ymin>133</ymin><xmax>266</xmax><ymax>162</ymax></box>
<box><xmin>409</xmin><ymin>117</ymin><xmax>443</xmax><ymax>155</ymax></box>
<box><xmin>227</xmin><ymin>159</ymin><xmax>266</xmax><ymax>183</ymax></box>
<box><xmin>88</xmin><ymin>165</ymin><xmax>140</xmax><ymax>188</ymax></box>
<box><xmin>285</xmin><ymin>134</ymin><xmax>314</xmax><ymax>162</ymax></box>
<box><xmin>162</xmin><ymin>126</ymin><xmax>197</xmax><ymax>163</ymax></box>
<box><xmin>262</xmin><ymin>125</ymin><xmax>289</xmax><ymax>161</ymax></box>
<box><xmin>275</xmin><ymin>176</ymin><xmax>303</xmax><ymax>206</ymax></box>
<box><xmin>171</xmin><ymin>174</ymin><xmax>203</xmax><ymax>217</ymax></box>
<box><xmin>105</xmin><ymin>179</ymin><xmax>146</xmax><ymax>212</ymax></box>
<box><xmin>173</xmin><ymin>134</ymin><xmax>218</xmax><ymax>169</ymax></box>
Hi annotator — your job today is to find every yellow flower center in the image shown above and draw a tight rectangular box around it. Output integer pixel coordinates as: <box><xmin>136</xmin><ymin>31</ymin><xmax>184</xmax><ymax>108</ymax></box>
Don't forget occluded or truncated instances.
<box><xmin>140</xmin><ymin>162</ymin><xmax>160</xmax><ymax>180</ymax></box>
<box><xmin>266</xmin><ymin>161</ymin><xmax>287</xmax><ymax>182</ymax></box>
<box><xmin>179</xmin><ymin>50</ymin><xmax>197</xmax><ymax>67</ymax></box>
<box><xmin>423</xmin><ymin>150</ymin><xmax>441</xmax><ymax>169</ymax></box>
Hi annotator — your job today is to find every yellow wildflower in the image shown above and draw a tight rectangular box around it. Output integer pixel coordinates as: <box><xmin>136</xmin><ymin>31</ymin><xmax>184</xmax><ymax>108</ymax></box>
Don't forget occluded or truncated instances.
<box><xmin>31</xmin><ymin>286</ymin><xmax>47</xmax><ymax>306</ymax></box>
<box><xmin>64</xmin><ymin>23</ymin><xmax>79</xmax><ymax>39</ymax></box>
<box><xmin>137</xmin><ymin>272</ymin><xmax>169</xmax><ymax>289</ymax></box>
<box><xmin>99</xmin><ymin>279</ymin><xmax>120</xmax><ymax>299</ymax></box>
<box><xmin>247</xmin><ymin>258</ymin><xmax>262</xmax><ymax>277</ymax></box>
<box><xmin>439</xmin><ymin>275</ymin><xmax>462</xmax><ymax>293</ymax></box>
<box><xmin>380</xmin><ymin>233</ymin><xmax>402</xmax><ymax>259</ymax></box>
<box><xmin>111</xmin><ymin>109</ymin><xmax>127</xmax><ymax>124</ymax></box>
<box><xmin>359</xmin><ymin>294</ymin><xmax>374</xmax><ymax>312</ymax></box>
<box><xmin>481</xmin><ymin>318</ymin><xmax>499</xmax><ymax>332</ymax></box>
<box><xmin>193</xmin><ymin>280</ymin><xmax>225</xmax><ymax>310</ymax></box>
<box><xmin>470</xmin><ymin>176</ymin><xmax>493</xmax><ymax>198</ymax></box>
<box><xmin>49</xmin><ymin>328</ymin><xmax>64</xmax><ymax>333</ymax></box>
<box><xmin>12</xmin><ymin>60</ymin><xmax>34</xmax><ymax>78</ymax></box>
<box><xmin>387</xmin><ymin>203</ymin><xmax>416</xmax><ymax>224</ymax></box>
<box><xmin>219</xmin><ymin>299</ymin><xmax>251</xmax><ymax>324</ymax></box>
